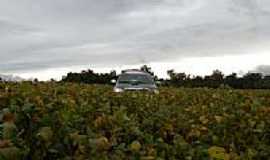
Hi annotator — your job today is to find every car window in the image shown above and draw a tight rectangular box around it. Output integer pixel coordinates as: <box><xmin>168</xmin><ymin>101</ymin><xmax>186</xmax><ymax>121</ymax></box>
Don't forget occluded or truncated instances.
<box><xmin>118</xmin><ymin>74</ymin><xmax>154</xmax><ymax>84</ymax></box>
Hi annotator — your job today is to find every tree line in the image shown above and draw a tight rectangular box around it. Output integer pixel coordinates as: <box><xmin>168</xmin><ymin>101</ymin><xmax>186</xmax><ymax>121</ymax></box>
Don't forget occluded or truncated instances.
<box><xmin>62</xmin><ymin>69</ymin><xmax>117</xmax><ymax>84</ymax></box>
<box><xmin>61</xmin><ymin>65</ymin><xmax>270</xmax><ymax>89</ymax></box>
<box><xmin>164</xmin><ymin>69</ymin><xmax>270</xmax><ymax>89</ymax></box>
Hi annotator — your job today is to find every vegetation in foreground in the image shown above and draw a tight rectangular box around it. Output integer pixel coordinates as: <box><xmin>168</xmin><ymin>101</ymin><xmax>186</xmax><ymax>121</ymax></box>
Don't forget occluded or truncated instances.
<box><xmin>0</xmin><ymin>82</ymin><xmax>270</xmax><ymax>160</ymax></box>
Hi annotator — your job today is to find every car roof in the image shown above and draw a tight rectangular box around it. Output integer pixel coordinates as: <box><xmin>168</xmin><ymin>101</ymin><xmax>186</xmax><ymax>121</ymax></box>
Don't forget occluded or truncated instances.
<box><xmin>121</xmin><ymin>69</ymin><xmax>150</xmax><ymax>75</ymax></box>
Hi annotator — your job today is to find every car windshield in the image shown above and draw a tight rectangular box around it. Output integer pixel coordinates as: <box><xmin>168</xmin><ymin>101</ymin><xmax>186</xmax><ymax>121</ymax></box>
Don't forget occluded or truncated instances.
<box><xmin>118</xmin><ymin>74</ymin><xmax>154</xmax><ymax>85</ymax></box>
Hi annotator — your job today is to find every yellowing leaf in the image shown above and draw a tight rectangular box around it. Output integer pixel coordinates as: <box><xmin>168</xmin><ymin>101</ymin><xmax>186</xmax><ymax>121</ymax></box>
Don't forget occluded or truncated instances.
<box><xmin>37</xmin><ymin>127</ymin><xmax>53</xmax><ymax>146</ymax></box>
<box><xmin>141</xmin><ymin>156</ymin><xmax>155</xmax><ymax>160</ymax></box>
<box><xmin>199</xmin><ymin>116</ymin><xmax>209</xmax><ymax>124</ymax></box>
<box><xmin>208</xmin><ymin>146</ymin><xmax>229</xmax><ymax>160</ymax></box>
<box><xmin>188</xmin><ymin>129</ymin><xmax>201</xmax><ymax>138</ymax></box>
<box><xmin>130</xmin><ymin>140</ymin><xmax>141</xmax><ymax>152</ymax></box>
<box><xmin>94</xmin><ymin>115</ymin><xmax>107</xmax><ymax>128</ymax></box>
<box><xmin>3</xmin><ymin>122</ymin><xmax>16</xmax><ymax>139</ymax></box>
<box><xmin>200</xmin><ymin>126</ymin><xmax>208</xmax><ymax>131</ymax></box>
<box><xmin>214</xmin><ymin>116</ymin><xmax>223</xmax><ymax>123</ymax></box>
<box><xmin>69</xmin><ymin>132</ymin><xmax>88</xmax><ymax>145</ymax></box>
<box><xmin>163</xmin><ymin>123</ymin><xmax>174</xmax><ymax>132</ymax></box>
<box><xmin>0</xmin><ymin>147</ymin><xmax>20</xmax><ymax>160</ymax></box>
<box><xmin>95</xmin><ymin>136</ymin><xmax>110</xmax><ymax>150</ymax></box>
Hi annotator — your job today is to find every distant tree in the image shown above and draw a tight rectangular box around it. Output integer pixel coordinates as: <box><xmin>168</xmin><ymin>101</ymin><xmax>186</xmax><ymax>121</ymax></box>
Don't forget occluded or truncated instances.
<box><xmin>110</xmin><ymin>70</ymin><xmax>117</xmax><ymax>79</ymax></box>
<box><xmin>204</xmin><ymin>70</ymin><xmax>224</xmax><ymax>88</ymax></box>
<box><xmin>242</xmin><ymin>73</ymin><xmax>263</xmax><ymax>89</ymax></box>
<box><xmin>261</xmin><ymin>75</ymin><xmax>270</xmax><ymax>89</ymax></box>
<box><xmin>167</xmin><ymin>69</ymin><xmax>177</xmax><ymax>85</ymax></box>
<box><xmin>167</xmin><ymin>70</ymin><xmax>176</xmax><ymax>79</ymax></box>
<box><xmin>61</xmin><ymin>67</ymin><xmax>270</xmax><ymax>89</ymax></box>
<box><xmin>191</xmin><ymin>76</ymin><xmax>204</xmax><ymax>88</ymax></box>
<box><xmin>50</xmin><ymin>78</ymin><xmax>56</xmax><ymax>82</ymax></box>
<box><xmin>167</xmin><ymin>69</ymin><xmax>187</xmax><ymax>86</ymax></box>
<box><xmin>140</xmin><ymin>65</ymin><xmax>158</xmax><ymax>80</ymax></box>
<box><xmin>225</xmin><ymin>73</ymin><xmax>238</xmax><ymax>88</ymax></box>
<box><xmin>176</xmin><ymin>73</ymin><xmax>187</xmax><ymax>81</ymax></box>
<box><xmin>62</xmin><ymin>69</ymin><xmax>117</xmax><ymax>85</ymax></box>
<box><xmin>264</xmin><ymin>75</ymin><xmax>270</xmax><ymax>80</ymax></box>
<box><xmin>209</xmin><ymin>70</ymin><xmax>224</xmax><ymax>81</ymax></box>
<box><xmin>243</xmin><ymin>73</ymin><xmax>262</xmax><ymax>81</ymax></box>
<box><xmin>140</xmin><ymin>65</ymin><xmax>154</xmax><ymax>76</ymax></box>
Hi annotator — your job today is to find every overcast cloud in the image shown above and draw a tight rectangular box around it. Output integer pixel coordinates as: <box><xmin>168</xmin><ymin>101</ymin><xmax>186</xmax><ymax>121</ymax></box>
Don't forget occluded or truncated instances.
<box><xmin>1</xmin><ymin>0</ymin><xmax>270</xmax><ymax>79</ymax></box>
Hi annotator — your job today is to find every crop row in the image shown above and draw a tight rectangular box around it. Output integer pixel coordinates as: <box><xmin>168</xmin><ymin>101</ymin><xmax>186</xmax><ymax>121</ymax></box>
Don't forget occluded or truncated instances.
<box><xmin>0</xmin><ymin>82</ymin><xmax>270</xmax><ymax>159</ymax></box>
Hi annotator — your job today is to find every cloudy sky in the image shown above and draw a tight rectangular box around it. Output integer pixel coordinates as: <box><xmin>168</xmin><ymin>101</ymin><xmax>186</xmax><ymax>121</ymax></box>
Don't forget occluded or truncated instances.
<box><xmin>1</xmin><ymin>0</ymin><xmax>270</xmax><ymax>80</ymax></box>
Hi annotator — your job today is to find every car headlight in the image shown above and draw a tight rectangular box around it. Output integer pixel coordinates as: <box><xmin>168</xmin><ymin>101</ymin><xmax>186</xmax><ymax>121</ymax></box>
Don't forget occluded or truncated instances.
<box><xmin>113</xmin><ymin>87</ymin><xmax>124</xmax><ymax>93</ymax></box>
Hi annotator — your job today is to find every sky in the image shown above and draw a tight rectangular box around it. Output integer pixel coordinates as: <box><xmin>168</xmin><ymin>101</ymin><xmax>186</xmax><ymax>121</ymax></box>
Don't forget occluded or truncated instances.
<box><xmin>1</xmin><ymin>0</ymin><xmax>270</xmax><ymax>80</ymax></box>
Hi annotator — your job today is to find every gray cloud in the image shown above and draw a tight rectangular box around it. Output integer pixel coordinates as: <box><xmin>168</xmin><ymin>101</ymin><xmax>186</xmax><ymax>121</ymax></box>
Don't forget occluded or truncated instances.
<box><xmin>254</xmin><ymin>65</ymin><xmax>270</xmax><ymax>75</ymax></box>
<box><xmin>1</xmin><ymin>0</ymin><xmax>270</xmax><ymax>73</ymax></box>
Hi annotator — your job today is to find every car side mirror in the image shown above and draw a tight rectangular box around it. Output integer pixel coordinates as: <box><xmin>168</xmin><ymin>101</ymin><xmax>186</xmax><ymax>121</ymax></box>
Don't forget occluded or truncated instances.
<box><xmin>111</xmin><ymin>79</ymin><xmax>116</xmax><ymax>84</ymax></box>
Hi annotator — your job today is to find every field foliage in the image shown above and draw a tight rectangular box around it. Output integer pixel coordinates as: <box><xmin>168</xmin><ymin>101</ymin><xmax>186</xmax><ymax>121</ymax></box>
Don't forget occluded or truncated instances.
<box><xmin>0</xmin><ymin>82</ymin><xmax>270</xmax><ymax>160</ymax></box>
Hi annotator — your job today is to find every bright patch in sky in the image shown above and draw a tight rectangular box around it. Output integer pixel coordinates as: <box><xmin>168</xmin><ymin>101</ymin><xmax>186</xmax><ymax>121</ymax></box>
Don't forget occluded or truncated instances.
<box><xmin>16</xmin><ymin>52</ymin><xmax>270</xmax><ymax>81</ymax></box>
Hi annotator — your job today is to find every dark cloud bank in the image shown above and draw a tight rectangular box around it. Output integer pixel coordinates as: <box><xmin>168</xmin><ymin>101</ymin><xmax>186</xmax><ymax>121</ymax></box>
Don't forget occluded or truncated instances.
<box><xmin>254</xmin><ymin>65</ymin><xmax>270</xmax><ymax>75</ymax></box>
